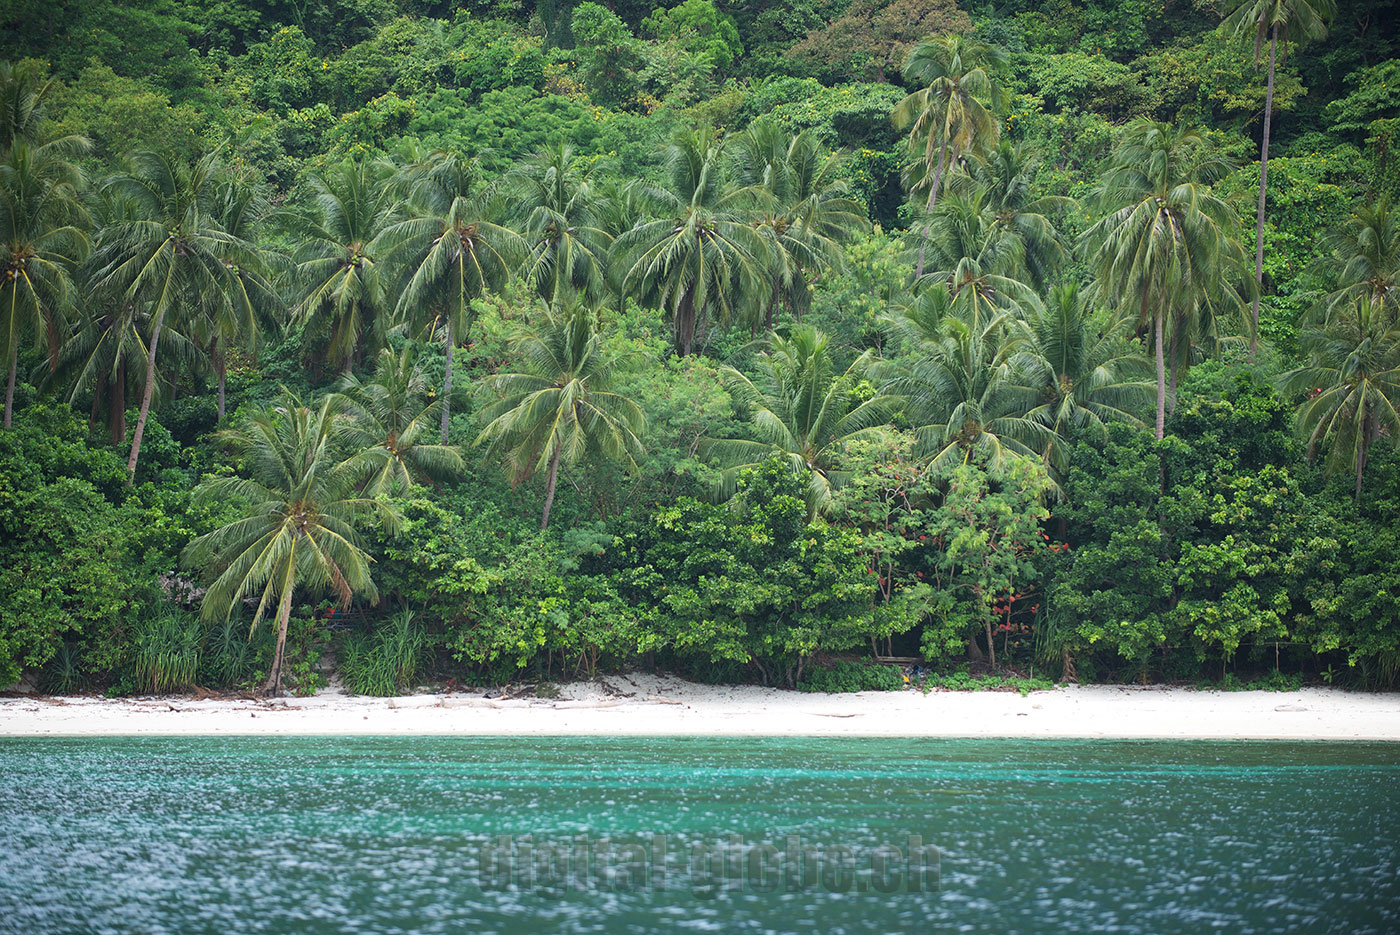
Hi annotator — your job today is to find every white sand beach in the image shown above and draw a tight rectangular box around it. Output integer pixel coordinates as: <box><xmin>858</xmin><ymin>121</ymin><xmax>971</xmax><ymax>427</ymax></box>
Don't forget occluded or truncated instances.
<box><xmin>2</xmin><ymin>674</ymin><xmax>1397</xmax><ymax>739</ymax></box>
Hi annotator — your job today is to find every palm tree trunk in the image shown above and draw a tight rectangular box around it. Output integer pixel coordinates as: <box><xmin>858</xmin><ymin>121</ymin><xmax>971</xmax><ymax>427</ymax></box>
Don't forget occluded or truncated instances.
<box><xmin>440</xmin><ymin>317</ymin><xmax>454</xmax><ymax>445</ymax></box>
<box><xmin>914</xmin><ymin>142</ymin><xmax>950</xmax><ymax>279</ymax></box>
<box><xmin>1153</xmin><ymin>309</ymin><xmax>1166</xmax><ymax>440</ymax></box>
<box><xmin>3</xmin><ymin>345</ymin><xmax>16</xmax><ymax>429</ymax></box>
<box><xmin>677</xmin><ymin>285</ymin><xmax>697</xmax><ymax>357</ymax></box>
<box><xmin>264</xmin><ymin>563</ymin><xmax>296</xmax><ymax>697</ymax></box>
<box><xmin>127</xmin><ymin>306</ymin><xmax>167</xmax><ymax>482</ymax></box>
<box><xmin>540</xmin><ymin>444</ymin><xmax>563</xmax><ymax>530</ymax></box>
<box><xmin>111</xmin><ymin>360</ymin><xmax>126</xmax><ymax>448</ymax></box>
<box><xmin>90</xmin><ymin>372</ymin><xmax>104</xmax><ymax>433</ymax></box>
<box><xmin>1250</xmin><ymin>24</ymin><xmax>1278</xmax><ymax>363</ymax></box>
<box><xmin>215</xmin><ymin>344</ymin><xmax>226</xmax><ymax>423</ymax></box>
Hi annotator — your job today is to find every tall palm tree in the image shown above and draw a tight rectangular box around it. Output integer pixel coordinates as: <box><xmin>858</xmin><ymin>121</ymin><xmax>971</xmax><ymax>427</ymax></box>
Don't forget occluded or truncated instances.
<box><xmin>333</xmin><ymin>346</ymin><xmax>464</xmax><ymax>494</ymax></box>
<box><xmin>728</xmin><ymin>118</ymin><xmax>869</xmax><ymax>330</ymax></box>
<box><xmin>182</xmin><ymin>391</ymin><xmax>400</xmax><ymax>695</ymax></box>
<box><xmin>705</xmin><ymin>326</ymin><xmax>889</xmax><ymax>515</ymax></box>
<box><xmin>0</xmin><ymin>138</ymin><xmax>88</xmax><ymax>428</ymax></box>
<box><xmin>288</xmin><ymin>159</ymin><xmax>398</xmax><ymax>372</ymax></box>
<box><xmin>1222</xmin><ymin>0</ymin><xmax>1336</xmax><ymax>359</ymax></box>
<box><xmin>1008</xmin><ymin>284</ymin><xmax>1154</xmax><ymax>457</ymax></box>
<box><xmin>508</xmin><ymin>143</ymin><xmax>613</xmax><ymax>305</ymax></box>
<box><xmin>46</xmin><ymin>188</ymin><xmax>192</xmax><ymax>446</ymax></box>
<box><xmin>883</xmin><ymin>287</ymin><xmax>1055</xmax><ymax>482</ymax></box>
<box><xmin>892</xmin><ymin>35</ymin><xmax>1008</xmax><ymax>277</ymax></box>
<box><xmin>1281</xmin><ymin>296</ymin><xmax>1400</xmax><ymax>497</ymax></box>
<box><xmin>1082</xmin><ymin>119</ymin><xmax>1246</xmax><ymax>439</ymax></box>
<box><xmin>613</xmin><ymin>128</ymin><xmax>768</xmax><ymax>356</ymax></box>
<box><xmin>476</xmin><ymin>308</ymin><xmax>645</xmax><ymax>529</ymax></box>
<box><xmin>1320</xmin><ymin>199</ymin><xmax>1400</xmax><ymax>322</ymax></box>
<box><xmin>200</xmin><ymin>167</ymin><xmax>278</xmax><ymax>422</ymax></box>
<box><xmin>91</xmin><ymin>151</ymin><xmax>261</xmax><ymax>479</ymax></box>
<box><xmin>375</xmin><ymin>149</ymin><xmax>525</xmax><ymax>443</ymax></box>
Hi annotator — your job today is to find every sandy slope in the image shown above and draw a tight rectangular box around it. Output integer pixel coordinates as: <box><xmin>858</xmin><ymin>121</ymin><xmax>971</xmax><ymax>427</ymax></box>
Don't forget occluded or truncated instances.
<box><xmin>2</xmin><ymin>674</ymin><xmax>1397</xmax><ymax>739</ymax></box>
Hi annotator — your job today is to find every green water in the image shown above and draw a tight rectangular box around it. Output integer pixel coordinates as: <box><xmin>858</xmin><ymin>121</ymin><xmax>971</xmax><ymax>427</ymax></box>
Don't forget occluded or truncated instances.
<box><xmin>0</xmin><ymin>737</ymin><xmax>1396</xmax><ymax>934</ymax></box>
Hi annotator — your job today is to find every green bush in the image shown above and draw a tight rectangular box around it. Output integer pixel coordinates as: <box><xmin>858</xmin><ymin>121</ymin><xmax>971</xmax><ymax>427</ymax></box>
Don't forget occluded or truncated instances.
<box><xmin>799</xmin><ymin>659</ymin><xmax>907</xmax><ymax>693</ymax></box>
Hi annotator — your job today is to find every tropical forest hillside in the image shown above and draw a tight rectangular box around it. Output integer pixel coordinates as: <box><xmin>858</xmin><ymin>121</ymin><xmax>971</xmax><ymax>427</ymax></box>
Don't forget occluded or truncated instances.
<box><xmin>1</xmin><ymin>0</ymin><xmax>1398</xmax><ymax>695</ymax></box>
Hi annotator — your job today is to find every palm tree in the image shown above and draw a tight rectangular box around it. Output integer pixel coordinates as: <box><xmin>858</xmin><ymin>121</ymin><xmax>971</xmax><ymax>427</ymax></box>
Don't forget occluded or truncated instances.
<box><xmin>0</xmin><ymin>138</ymin><xmax>88</xmax><ymax>428</ymax></box>
<box><xmin>613</xmin><ymin>128</ymin><xmax>768</xmax><ymax>355</ymax></box>
<box><xmin>892</xmin><ymin>35</ymin><xmax>1008</xmax><ymax>277</ymax></box>
<box><xmin>728</xmin><ymin>118</ymin><xmax>869</xmax><ymax>330</ymax></box>
<box><xmin>881</xmin><ymin>286</ymin><xmax>1055</xmax><ymax>480</ymax></box>
<box><xmin>288</xmin><ymin>159</ymin><xmax>398</xmax><ymax>372</ymax></box>
<box><xmin>476</xmin><ymin>308</ymin><xmax>645</xmax><ymax>529</ymax></box>
<box><xmin>1282</xmin><ymin>296</ymin><xmax>1400</xmax><ymax>497</ymax></box>
<box><xmin>508</xmin><ymin>143</ymin><xmax>613</xmax><ymax>305</ymax></box>
<box><xmin>200</xmin><ymin>167</ymin><xmax>278</xmax><ymax>422</ymax></box>
<box><xmin>90</xmin><ymin>151</ymin><xmax>262</xmax><ymax>479</ymax></box>
<box><xmin>182</xmin><ymin>391</ymin><xmax>400</xmax><ymax>695</ymax></box>
<box><xmin>47</xmin><ymin>189</ymin><xmax>192</xmax><ymax>446</ymax></box>
<box><xmin>333</xmin><ymin>346</ymin><xmax>464</xmax><ymax>494</ymax></box>
<box><xmin>965</xmin><ymin>142</ymin><xmax>1072</xmax><ymax>293</ymax></box>
<box><xmin>0</xmin><ymin>59</ymin><xmax>60</xmax><ymax>151</ymax></box>
<box><xmin>375</xmin><ymin>149</ymin><xmax>525</xmax><ymax>443</ymax></box>
<box><xmin>706</xmin><ymin>326</ymin><xmax>889</xmax><ymax>515</ymax></box>
<box><xmin>912</xmin><ymin>188</ymin><xmax>1048</xmax><ymax>329</ymax></box>
<box><xmin>1008</xmin><ymin>284</ymin><xmax>1154</xmax><ymax>457</ymax></box>
<box><xmin>1222</xmin><ymin>0</ymin><xmax>1335</xmax><ymax>359</ymax></box>
<box><xmin>1320</xmin><ymin>199</ymin><xmax>1400</xmax><ymax>321</ymax></box>
<box><xmin>1082</xmin><ymin>119</ymin><xmax>1246</xmax><ymax>439</ymax></box>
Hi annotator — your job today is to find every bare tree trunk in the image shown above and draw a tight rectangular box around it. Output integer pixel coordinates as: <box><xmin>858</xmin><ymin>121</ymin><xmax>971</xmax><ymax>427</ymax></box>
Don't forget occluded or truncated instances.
<box><xmin>540</xmin><ymin>444</ymin><xmax>562</xmax><ymax>530</ymax></box>
<box><xmin>984</xmin><ymin>618</ymin><xmax>997</xmax><ymax>670</ymax></box>
<box><xmin>3</xmin><ymin>346</ymin><xmax>16</xmax><ymax>429</ymax></box>
<box><xmin>264</xmin><ymin>571</ymin><xmax>295</xmax><ymax>697</ymax></box>
<box><xmin>1154</xmin><ymin>309</ymin><xmax>1166</xmax><ymax>440</ymax></box>
<box><xmin>127</xmin><ymin>307</ymin><xmax>167</xmax><ymax>481</ymax></box>
<box><xmin>1250</xmin><ymin>25</ymin><xmax>1278</xmax><ymax>363</ymax></box>
<box><xmin>440</xmin><ymin>317</ymin><xmax>454</xmax><ymax>444</ymax></box>
<box><xmin>111</xmin><ymin>360</ymin><xmax>126</xmax><ymax>448</ymax></box>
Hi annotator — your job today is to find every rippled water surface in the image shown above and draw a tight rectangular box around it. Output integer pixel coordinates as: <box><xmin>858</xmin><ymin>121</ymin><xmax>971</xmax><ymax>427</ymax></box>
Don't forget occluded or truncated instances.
<box><xmin>0</xmin><ymin>737</ymin><xmax>1397</xmax><ymax>934</ymax></box>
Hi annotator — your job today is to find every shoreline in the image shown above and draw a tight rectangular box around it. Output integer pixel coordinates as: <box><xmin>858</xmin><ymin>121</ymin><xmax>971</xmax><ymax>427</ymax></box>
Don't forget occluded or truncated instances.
<box><xmin>2</xmin><ymin>675</ymin><xmax>1398</xmax><ymax>740</ymax></box>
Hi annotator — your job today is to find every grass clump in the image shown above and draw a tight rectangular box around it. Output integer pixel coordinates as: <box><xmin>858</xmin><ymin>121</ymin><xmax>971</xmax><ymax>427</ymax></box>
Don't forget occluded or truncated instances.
<box><xmin>340</xmin><ymin>611</ymin><xmax>427</xmax><ymax>696</ymax></box>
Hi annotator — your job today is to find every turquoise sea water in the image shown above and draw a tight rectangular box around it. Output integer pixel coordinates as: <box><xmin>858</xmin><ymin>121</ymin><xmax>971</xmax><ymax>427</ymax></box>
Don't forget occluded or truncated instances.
<box><xmin>0</xmin><ymin>737</ymin><xmax>1396</xmax><ymax>934</ymax></box>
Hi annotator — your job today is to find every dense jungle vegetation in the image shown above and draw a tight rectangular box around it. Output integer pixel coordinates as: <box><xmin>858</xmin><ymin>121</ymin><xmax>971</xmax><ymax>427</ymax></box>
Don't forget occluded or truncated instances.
<box><xmin>2</xmin><ymin>0</ymin><xmax>1399</xmax><ymax>696</ymax></box>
